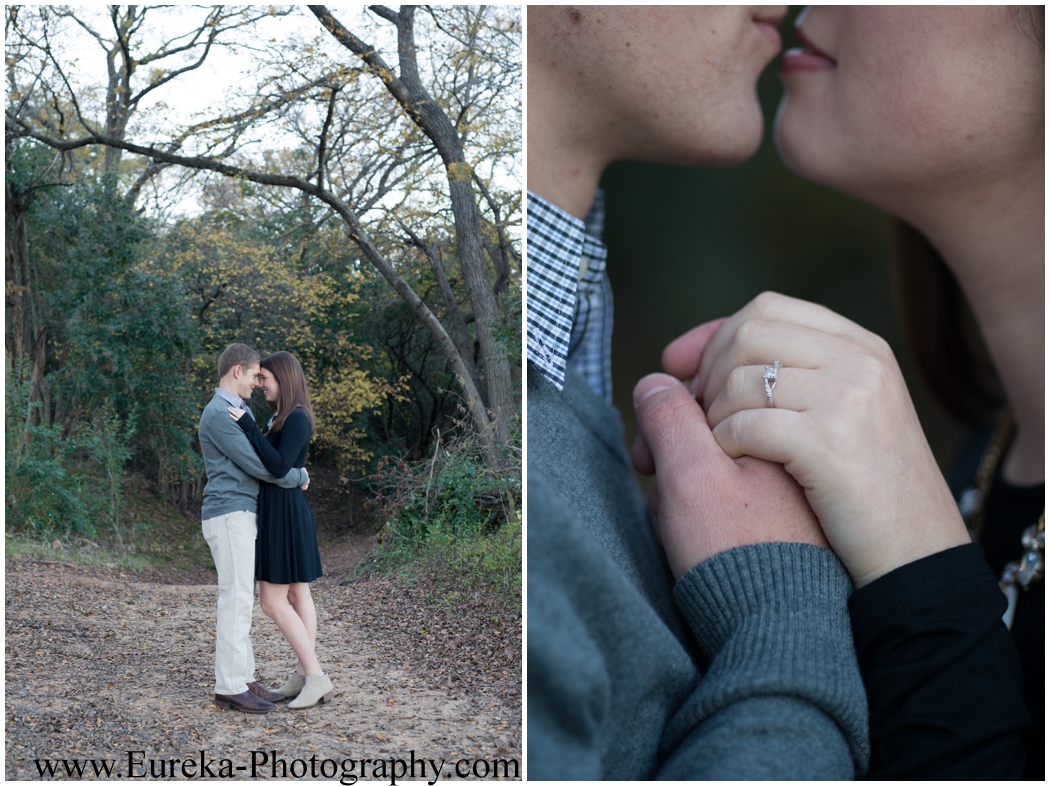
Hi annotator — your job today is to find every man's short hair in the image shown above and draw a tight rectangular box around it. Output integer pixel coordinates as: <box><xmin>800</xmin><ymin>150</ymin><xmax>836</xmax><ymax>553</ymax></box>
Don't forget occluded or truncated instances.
<box><xmin>218</xmin><ymin>343</ymin><xmax>261</xmax><ymax>379</ymax></box>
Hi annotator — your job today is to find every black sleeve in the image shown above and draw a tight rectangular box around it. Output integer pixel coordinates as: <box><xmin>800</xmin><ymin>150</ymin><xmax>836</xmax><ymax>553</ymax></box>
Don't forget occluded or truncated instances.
<box><xmin>235</xmin><ymin>410</ymin><xmax>305</xmax><ymax>478</ymax></box>
<box><xmin>849</xmin><ymin>543</ymin><xmax>1029</xmax><ymax>779</ymax></box>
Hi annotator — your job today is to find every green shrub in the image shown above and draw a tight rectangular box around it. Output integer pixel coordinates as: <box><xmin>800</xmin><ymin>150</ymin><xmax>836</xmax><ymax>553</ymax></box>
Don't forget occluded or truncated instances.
<box><xmin>366</xmin><ymin>432</ymin><xmax>521</xmax><ymax>597</ymax></box>
<box><xmin>5</xmin><ymin>361</ymin><xmax>135</xmax><ymax>541</ymax></box>
<box><xmin>6</xmin><ymin>362</ymin><xmax>91</xmax><ymax>536</ymax></box>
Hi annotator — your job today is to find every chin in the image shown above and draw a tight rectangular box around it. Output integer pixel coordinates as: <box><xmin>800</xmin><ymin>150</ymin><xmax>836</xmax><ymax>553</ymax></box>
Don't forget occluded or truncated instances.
<box><xmin>775</xmin><ymin>102</ymin><xmax>898</xmax><ymax>212</ymax></box>
<box><xmin>773</xmin><ymin>96</ymin><xmax>846</xmax><ymax>188</ymax></box>
<box><xmin>717</xmin><ymin>99</ymin><xmax>765</xmax><ymax>165</ymax></box>
<box><xmin>719</xmin><ymin>126</ymin><xmax>764</xmax><ymax>167</ymax></box>
<box><xmin>773</xmin><ymin>96</ymin><xmax>811</xmax><ymax>176</ymax></box>
<box><xmin>674</xmin><ymin>102</ymin><xmax>765</xmax><ymax>168</ymax></box>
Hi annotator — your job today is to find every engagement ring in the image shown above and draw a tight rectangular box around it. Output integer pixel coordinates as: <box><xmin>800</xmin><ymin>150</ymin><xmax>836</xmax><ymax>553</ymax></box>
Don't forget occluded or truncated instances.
<box><xmin>763</xmin><ymin>361</ymin><xmax>780</xmax><ymax>408</ymax></box>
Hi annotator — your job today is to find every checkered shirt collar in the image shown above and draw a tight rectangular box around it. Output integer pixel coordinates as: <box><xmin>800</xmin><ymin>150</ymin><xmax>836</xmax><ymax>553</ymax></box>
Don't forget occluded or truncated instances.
<box><xmin>526</xmin><ymin>191</ymin><xmax>613</xmax><ymax>403</ymax></box>
<box><xmin>214</xmin><ymin>387</ymin><xmax>256</xmax><ymax>420</ymax></box>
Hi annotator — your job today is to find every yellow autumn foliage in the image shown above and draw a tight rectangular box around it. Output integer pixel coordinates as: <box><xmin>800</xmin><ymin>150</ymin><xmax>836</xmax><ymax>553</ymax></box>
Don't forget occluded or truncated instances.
<box><xmin>140</xmin><ymin>216</ymin><xmax>404</xmax><ymax>466</ymax></box>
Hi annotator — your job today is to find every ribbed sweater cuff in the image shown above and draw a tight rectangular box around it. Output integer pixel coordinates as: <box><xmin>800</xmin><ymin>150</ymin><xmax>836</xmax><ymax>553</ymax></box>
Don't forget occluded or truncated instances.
<box><xmin>674</xmin><ymin>542</ymin><xmax>869</xmax><ymax>774</ymax></box>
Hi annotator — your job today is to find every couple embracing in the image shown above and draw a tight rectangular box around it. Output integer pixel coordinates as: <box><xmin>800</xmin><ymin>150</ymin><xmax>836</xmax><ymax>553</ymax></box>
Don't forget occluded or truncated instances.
<box><xmin>528</xmin><ymin>4</ymin><xmax>1041</xmax><ymax>780</ymax></box>
<box><xmin>197</xmin><ymin>343</ymin><xmax>333</xmax><ymax>713</ymax></box>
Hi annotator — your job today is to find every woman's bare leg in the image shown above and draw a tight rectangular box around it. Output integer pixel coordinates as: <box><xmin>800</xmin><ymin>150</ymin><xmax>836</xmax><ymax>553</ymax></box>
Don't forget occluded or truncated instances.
<box><xmin>286</xmin><ymin>582</ymin><xmax>318</xmax><ymax>676</ymax></box>
<box><xmin>259</xmin><ymin>581</ymin><xmax>321</xmax><ymax>676</ymax></box>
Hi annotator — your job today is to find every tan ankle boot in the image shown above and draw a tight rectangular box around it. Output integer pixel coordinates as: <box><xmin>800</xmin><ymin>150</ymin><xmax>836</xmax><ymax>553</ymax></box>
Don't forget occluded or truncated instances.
<box><xmin>278</xmin><ymin>672</ymin><xmax>306</xmax><ymax>699</ymax></box>
<box><xmin>287</xmin><ymin>674</ymin><xmax>334</xmax><ymax>709</ymax></box>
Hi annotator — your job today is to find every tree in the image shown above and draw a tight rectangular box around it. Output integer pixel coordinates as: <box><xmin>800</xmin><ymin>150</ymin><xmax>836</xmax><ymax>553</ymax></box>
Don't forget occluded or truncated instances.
<box><xmin>5</xmin><ymin>5</ymin><xmax>279</xmax><ymax>409</ymax></box>
<box><xmin>7</xmin><ymin>4</ymin><xmax>521</xmax><ymax>468</ymax></box>
<box><xmin>21</xmin><ymin>175</ymin><xmax>204</xmax><ymax>501</ymax></box>
<box><xmin>148</xmin><ymin>208</ymin><xmax>397</xmax><ymax>471</ymax></box>
<box><xmin>55</xmin><ymin>6</ymin><xmax>287</xmax><ymax>193</ymax></box>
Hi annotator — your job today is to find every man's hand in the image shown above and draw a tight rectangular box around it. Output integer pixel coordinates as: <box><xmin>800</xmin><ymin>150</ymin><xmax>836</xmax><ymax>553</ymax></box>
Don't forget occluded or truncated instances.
<box><xmin>299</xmin><ymin>468</ymin><xmax>309</xmax><ymax>491</ymax></box>
<box><xmin>632</xmin><ymin>373</ymin><xmax>827</xmax><ymax>581</ymax></box>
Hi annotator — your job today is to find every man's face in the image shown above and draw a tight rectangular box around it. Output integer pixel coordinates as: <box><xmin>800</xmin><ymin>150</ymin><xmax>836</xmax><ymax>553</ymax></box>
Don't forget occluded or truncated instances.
<box><xmin>530</xmin><ymin>5</ymin><xmax>787</xmax><ymax>167</ymax></box>
<box><xmin>233</xmin><ymin>363</ymin><xmax>261</xmax><ymax>401</ymax></box>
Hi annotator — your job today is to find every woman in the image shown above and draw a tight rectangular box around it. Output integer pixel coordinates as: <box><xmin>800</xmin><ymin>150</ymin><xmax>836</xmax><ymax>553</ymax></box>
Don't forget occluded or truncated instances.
<box><xmin>228</xmin><ymin>351</ymin><xmax>333</xmax><ymax>710</ymax></box>
<box><xmin>654</xmin><ymin>6</ymin><xmax>1041</xmax><ymax>779</ymax></box>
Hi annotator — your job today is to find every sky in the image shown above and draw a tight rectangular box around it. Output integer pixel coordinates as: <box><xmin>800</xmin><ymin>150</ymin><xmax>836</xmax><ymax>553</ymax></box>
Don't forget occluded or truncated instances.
<box><xmin>27</xmin><ymin>5</ymin><xmax>523</xmax><ymax>219</ymax></box>
<box><xmin>53</xmin><ymin>6</ymin><xmax>373</xmax><ymax>215</ymax></box>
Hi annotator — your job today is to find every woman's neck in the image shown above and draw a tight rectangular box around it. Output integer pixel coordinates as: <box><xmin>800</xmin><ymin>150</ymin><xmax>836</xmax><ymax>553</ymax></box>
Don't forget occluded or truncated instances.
<box><xmin>915</xmin><ymin>165</ymin><xmax>1044</xmax><ymax>485</ymax></box>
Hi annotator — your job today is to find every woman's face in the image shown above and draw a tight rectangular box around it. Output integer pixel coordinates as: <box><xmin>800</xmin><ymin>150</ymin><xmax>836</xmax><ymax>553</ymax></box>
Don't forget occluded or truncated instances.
<box><xmin>259</xmin><ymin>368</ymin><xmax>280</xmax><ymax>405</ymax></box>
<box><xmin>775</xmin><ymin>6</ymin><xmax>1043</xmax><ymax>215</ymax></box>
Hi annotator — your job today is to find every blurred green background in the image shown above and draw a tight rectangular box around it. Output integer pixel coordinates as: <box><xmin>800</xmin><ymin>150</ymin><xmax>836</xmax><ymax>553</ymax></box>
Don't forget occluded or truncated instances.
<box><xmin>599</xmin><ymin>8</ymin><xmax>968</xmax><ymax>488</ymax></box>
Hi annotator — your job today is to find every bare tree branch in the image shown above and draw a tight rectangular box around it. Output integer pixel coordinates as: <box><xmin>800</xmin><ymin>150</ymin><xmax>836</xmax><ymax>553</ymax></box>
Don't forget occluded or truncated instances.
<box><xmin>6</xmin><ymin>119</ymin><xmax>501</xmax><ymax>461</ymax></box>
<box><xmin>368</xmin><ymin>5</ymin><xmax>400</xmax><ymax>25</ymax></box>
<box><xmin>310</xmin><ymin>4</ymin><xmax>515</xmax><ymax>449</ymax></box>
<box><xmin>316</xmin><ymin>86</ymin><xmax>339</xmax><ymax>190</ymax></box>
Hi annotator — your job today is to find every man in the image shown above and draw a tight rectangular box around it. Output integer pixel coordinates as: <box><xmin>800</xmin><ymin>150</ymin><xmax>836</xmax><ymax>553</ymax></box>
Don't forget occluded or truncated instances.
<box><xmin>527</xmin><ymin>6</ymin><xmax>867</xmax><ymax>778</ymax></box>
<box><xmin>198</xmin><ymin>343</ymin><xmax>309</xmax><ymax>714</ymax></box>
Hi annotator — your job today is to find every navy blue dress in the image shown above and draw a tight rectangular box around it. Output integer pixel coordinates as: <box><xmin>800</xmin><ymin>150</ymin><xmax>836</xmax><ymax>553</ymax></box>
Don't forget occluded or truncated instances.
<box><xmin>236</xmin><ymin>407</ymin><xmax>323</xmax><ymax>584</ymax></box>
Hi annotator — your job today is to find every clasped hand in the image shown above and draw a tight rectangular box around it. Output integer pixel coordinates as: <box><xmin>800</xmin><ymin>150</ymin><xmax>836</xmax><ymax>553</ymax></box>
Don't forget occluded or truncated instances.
<box><xmin>228</xmin><ymin>406</ymin><xmax>310</xmax><ymax>491</ymax></box>
<box><xmin>632</xmin><ymin>341</ymin><xmax>827</xmax><ymax>581</ymax></box>
<box><xmin>635</xmin><ymin>292</ymin><xmax>969</xmax><ymax>586</ymax></box>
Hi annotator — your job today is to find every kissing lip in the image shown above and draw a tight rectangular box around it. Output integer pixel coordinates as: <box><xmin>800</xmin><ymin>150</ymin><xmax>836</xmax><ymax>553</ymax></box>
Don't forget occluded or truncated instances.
<box><xmin>794</xmin><ymin>25</ymin><xmax>837</xmax><ymax>64</ymax></box>
<box><xmin>754</xmin><ymin>7</ymin><xmax>788</xmax><ymax>28</ymax></box>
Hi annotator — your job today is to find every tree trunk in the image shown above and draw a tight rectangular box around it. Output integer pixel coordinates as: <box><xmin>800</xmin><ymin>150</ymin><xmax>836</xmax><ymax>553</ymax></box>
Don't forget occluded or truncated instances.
<box><xmin>5</xmin><ymin>183</ymin><xmax>30</xmax><ymax>365</ymax></box>
<box><xmin>28</xmin><ymin>328</ymin><xmax>48</xmax><ymax>427</ymax></box>
<box><xmin>6</xmin><ymin>180</ymin><xmax>48</xmax><ymax>424</ymax></box>
<box><xmin>336</xmin><ymin>219</ymin><xmax>501</xmax><ymax>467</ymax></box>
<box><xmin>402</xmin><ymin>224</ymin><xmax>483</xmax><ymax>398</ymax></box>
<box><xmin>392</xmin><ymin>7</ymin><xmax>514</xmax><ymax>451</ymax></box>
<box><xmin>102</xmin><ymin>6</ymin><xmax>135</xmax><ymax>183</ymax></box>
<box><xmin>308</xmin><ymin>4</ymin><xmax>516</xmax><ymax>460</ymax></box>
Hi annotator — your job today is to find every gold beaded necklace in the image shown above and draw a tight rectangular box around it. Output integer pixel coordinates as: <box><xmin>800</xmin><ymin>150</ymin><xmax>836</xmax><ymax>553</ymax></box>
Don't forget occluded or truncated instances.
<box><xmin>957</xmin><ymin>409</ymin><xmax>1045</xmax><ymax>630</ymax></box>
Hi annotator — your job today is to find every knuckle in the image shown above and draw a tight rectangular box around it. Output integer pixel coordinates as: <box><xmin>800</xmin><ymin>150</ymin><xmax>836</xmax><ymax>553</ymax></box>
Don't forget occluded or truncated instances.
<box><xmin>850</xmin><ymin>352</ymin><xmax>874</xmax><ymax>377</ymax></box>
<box><xmin>734</xmin><ymin>317</ymin><xmax>766</xmax><ymax>346</ymax></box>
<box><xmin>724</xmin><ymin>365</ymin><xmax>750</xmax><ymax>402</ymax></box>
<box><xmin>858</xmin><ymin>352</ymin><xmax>893</xmax><ymax>390</ymax></box>
<box><xmin>869</xmin><ymin>332</ymin><xmax>893</xmax><ymax>357</ymax></box>
<box><xmin>752</xmin><ymin>290</ymin><xmax>782</xmax><ymax>314</ymax></box>
<box><xmin>722</xmin><ymin>411</ymin><xmax>748</xmax><ymax>450</ymax></box>
<box><xmin>639</xmin><ymin>389</ymin><xmax>692</xmax><ymax>434</ymax></box>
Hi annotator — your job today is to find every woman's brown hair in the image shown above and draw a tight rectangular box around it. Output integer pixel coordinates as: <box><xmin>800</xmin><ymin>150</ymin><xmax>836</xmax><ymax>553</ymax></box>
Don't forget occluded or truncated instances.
<box><xmin>892</xmin><ymin>223</ymin><xmax>1003</xmax><ymax>426</ymax></box>
<box><xmin>260</xmin><ymin>351</ymin><xmax>316</xmax><ymax>435</ymax></box>
<box><xmin>893</xmin><ymin>6</ymin><xmax>1042</xmax><ymax>428</ymax></box>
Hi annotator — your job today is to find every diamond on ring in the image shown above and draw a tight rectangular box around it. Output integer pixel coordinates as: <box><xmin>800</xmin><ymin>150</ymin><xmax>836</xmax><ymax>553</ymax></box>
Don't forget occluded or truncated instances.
<box><xmin>764</xmin><ymin>361</ymin><xmax>780</xmax><ymax>408</ymax></box>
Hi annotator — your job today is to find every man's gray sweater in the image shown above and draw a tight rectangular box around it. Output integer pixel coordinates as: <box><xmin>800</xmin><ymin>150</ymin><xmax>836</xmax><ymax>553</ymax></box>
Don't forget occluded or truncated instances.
<box><xmin>527</xmin><ymin>365</ymin><xmax>869</xmax><ymax>779</ymax></box>
<box><xmin>198</xmin><ymin>395</ymin><xmax>305</xmax><ymax>520</ymax></box>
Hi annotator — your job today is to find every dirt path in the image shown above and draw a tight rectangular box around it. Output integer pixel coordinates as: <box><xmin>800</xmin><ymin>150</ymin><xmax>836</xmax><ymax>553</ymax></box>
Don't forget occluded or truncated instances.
<box><xmin>5</xmin><ymin>533</ymin><xmax>521</xmax><ymax>781</ymax></box>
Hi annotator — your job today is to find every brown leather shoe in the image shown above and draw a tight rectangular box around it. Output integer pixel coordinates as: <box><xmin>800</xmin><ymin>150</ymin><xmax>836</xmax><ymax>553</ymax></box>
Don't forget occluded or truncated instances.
<box><xmin>214</xmin><ymin>690</ymin><xmax>276</xmax><ymax>713</ymax></box>
<box><xmin>248</xmin><ymin>681</ymin><xmax>285</xmax><ymax>702</ymax></box>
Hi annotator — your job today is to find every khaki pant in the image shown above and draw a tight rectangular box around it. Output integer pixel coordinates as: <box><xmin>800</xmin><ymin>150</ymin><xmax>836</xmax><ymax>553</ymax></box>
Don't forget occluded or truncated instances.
<box><xmin>202</xmin><ymin>510</ymin><xmax>257</xmax><ymax>695</ymax></box>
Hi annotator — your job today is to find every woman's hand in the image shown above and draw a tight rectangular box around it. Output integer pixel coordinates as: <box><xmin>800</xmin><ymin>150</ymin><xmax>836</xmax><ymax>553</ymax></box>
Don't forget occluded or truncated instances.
<box><xmin>228</xmin><ymin>406</ymin><xmax>245</xmax><ymax>421</ymax></box>
<box><xmin>666</xmin><ymin>291</ymin><xmax>969</xmax><ymax>587</ymax></box>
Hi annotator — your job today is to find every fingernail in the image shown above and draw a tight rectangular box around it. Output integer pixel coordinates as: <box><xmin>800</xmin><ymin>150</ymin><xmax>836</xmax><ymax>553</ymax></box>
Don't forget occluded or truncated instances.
<box><xmin>634</xmin><ymin>373</ymin><xmax>680</xmax><ymax>406</ymax></box>
<box><xmin>688</xmin><ymin>372</ymin><xmax>703</xmax><ymax>397</ymax></box>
